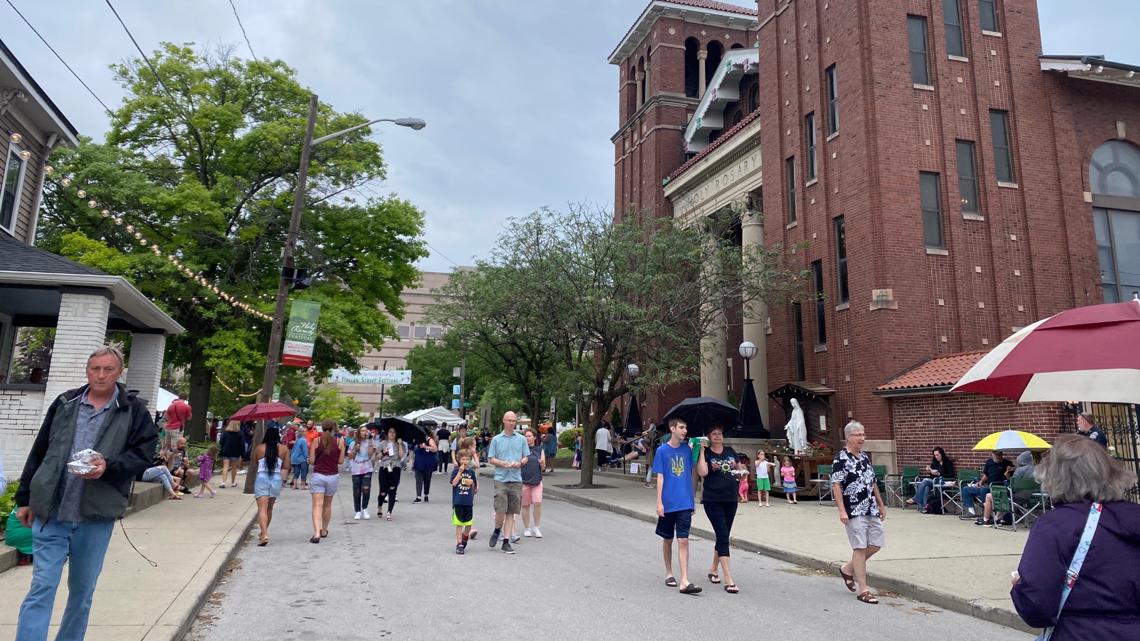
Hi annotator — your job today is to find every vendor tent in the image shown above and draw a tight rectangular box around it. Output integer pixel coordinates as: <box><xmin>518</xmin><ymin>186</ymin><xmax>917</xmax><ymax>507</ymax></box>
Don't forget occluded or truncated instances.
<box><xmin>404</xmin><ymin>406</ymin><xmax>465</xmax><ymax>425</ymax></box>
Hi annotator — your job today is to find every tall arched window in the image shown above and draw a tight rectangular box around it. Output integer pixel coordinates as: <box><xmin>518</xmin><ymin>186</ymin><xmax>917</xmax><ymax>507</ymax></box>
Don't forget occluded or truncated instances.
<box><xmin>637</xmin><ymin>56</ymin><xmax>647</xmax><ymax>105</ymax></box>
<box><xmin>684</xmin><ymin>38</ymin><xmax>700</xmax><ymax>98</ymax></box>
<box><xmin>705</xmin><ymin>41</ymin><xmax>724</xmax><ymax>90</ymax></box>
<box><xmin>748</xmin><ymin>84</ymin><xmax>759</xmax><ymax>112</ymax></box>
<box><xmin>1090</xmin><ymin>140</ymin><xmax>1140</xmax><ymax>302</ymax></box>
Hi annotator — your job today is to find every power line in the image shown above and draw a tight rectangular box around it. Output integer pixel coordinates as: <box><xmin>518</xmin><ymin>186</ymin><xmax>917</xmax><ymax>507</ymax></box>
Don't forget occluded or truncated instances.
<box><xmin>424</xmin><ymin>241</ymin><xmax>461</xmax><ymax>269</ymax></box>
<box><xmin>3</xmin><ymin>0</ymin><xmax>114</xmax><ymax>116</ymax></box>
<box><xmin>103</xmin><ymin>0</ymin><xmax>181</xmax><ymax>107</ymax></box>
<box><xmin>227</xmin><ymin>0</ymin><xmax>257</xmax><ymax>60</ymax></box>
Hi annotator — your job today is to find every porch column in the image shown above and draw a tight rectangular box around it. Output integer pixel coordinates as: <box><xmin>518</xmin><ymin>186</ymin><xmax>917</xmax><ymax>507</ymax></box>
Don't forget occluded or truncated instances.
<box><xmin>741</xmin><ymin>208</ymin><xmax>769</xmax><ymax>427</ymax></box>
<box><xmin>700</xmin><ymin>233</ymin><xmax>728</xmax><ymax>401</ymax></box>
<box><xmin>125</xmin><ymin>332</ymin><xmax>166</xmax><ymax>411</ymax></box>
<box><xmin>43</xmin><ymin>290</ymin><xmax>111</xmax><ymax>410</ymax></box>
<box><xmin>697</xmin><ymin>49</ymin><xmax>709</xmax><ymax>98</ymax></box>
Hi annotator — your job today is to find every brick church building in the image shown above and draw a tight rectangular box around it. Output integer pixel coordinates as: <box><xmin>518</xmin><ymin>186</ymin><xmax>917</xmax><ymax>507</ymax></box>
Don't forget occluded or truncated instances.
<box><xmin>610</xmin><ymin>0</ymin><xmax>1140</xmax><ymax>472</ymax></box>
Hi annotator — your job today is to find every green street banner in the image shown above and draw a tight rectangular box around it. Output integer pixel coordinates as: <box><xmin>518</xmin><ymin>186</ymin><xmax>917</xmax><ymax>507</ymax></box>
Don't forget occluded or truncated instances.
<box><xmin>282</xmin><ymin>300</ymin><xmax>321</xmax><ymax>367</ymax></box>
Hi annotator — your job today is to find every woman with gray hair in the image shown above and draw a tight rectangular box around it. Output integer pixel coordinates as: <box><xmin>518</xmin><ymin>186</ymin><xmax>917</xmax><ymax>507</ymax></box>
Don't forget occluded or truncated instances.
<box><xmin>1011</xmin><ymin>434</ymin><xmax>1140</xmax><ymax>640</ymax></box>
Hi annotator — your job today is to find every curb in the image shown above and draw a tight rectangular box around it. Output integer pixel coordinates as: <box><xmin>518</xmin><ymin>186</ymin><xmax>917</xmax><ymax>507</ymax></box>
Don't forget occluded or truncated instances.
<box><xmin>165</xmin><ymin>499</ymin><xmax>258</xmax><ymax>641</ymax></box>
<box><xmin>542</xmin><ymin>484</ymin><xmax>1032</xmax><ymax>634</ymax></box>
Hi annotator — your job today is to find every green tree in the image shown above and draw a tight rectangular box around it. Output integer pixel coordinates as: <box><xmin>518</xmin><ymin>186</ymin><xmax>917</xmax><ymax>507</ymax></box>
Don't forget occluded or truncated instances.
<box><xmin>434</xmin><ymin>206</ymin><xmax>809</xmax><ymax>486</ymax></box>
<box><xmin>38</xmin><ymin>44</ymin><xmax>426</xmax><ymax>438</ymax></box>
<box><xmin>388</xmin><ymin>332</ymin><xmax>505</xmax><ymax>416</ymax></box>
<box><xmin>309</xmin><ymin>387</ymin><xmax>364</xmax><ymax>426</ymax></box>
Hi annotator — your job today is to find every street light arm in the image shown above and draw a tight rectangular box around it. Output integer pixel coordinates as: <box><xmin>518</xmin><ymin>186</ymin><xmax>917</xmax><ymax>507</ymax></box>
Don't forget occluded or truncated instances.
<box><xmin>312</xmin><ymin>117</ymin><xmax>426</xmax><ymax>146</ymax></box>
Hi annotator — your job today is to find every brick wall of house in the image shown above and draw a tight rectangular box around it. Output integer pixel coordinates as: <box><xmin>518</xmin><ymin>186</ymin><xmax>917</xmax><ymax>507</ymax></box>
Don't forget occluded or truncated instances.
<box><xmin>890</xmin><ymin>393</ymin><xmax>1064</xmax><ymax>472</ymax></box>
<box><xmin>0</xmin><ymin>387</ymin><xmax>44</xmax><ymax>475</ymax></box>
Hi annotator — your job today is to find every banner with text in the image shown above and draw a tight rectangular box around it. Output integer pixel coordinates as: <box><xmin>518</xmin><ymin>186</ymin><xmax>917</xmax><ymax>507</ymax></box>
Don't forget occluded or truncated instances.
<box><xmin>282</xmin><ymin>300</ymin><xmax>321</xmax><ymax>367</ymax></box>
<box><xmin>327</xmin><ymin>368</ymin><xmax>412</xmax><ymax>386</ymax></box>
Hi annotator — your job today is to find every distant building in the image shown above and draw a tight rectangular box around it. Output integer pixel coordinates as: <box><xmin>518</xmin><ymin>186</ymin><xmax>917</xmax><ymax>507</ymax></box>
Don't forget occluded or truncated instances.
<box><xmin>611</xmin><ymin>1</ymin><xmax>1140</xmax><ymax>472</ymax></box>
<box><xmin>331</xmin><ymin>271</ymin><xmax>453</xmax><ymax>415</ymax></box>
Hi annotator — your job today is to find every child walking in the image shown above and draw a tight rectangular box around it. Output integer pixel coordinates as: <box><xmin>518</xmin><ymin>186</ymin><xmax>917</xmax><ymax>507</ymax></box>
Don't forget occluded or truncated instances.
<box><xmin>780</xmin><ymin>456</ymin><xmax>798</xmax><ymax>504</ymax></box>
<box><xmin>451</xmin><ymin>450</ymin><xmax>479</xmax><ymax>554</ymax></box>
<box><xmin>754</xmin><ymin>450</ymin><xmax>774</xmax><ymax>506</ymax></box>
<box><xmin>195</xmin><ymin>445</ymin><xmax>217</xmax><ymax>498</ymax></box>
<box><xmin>735</xmin><ymin>458</ymin><xmax>751</xmax><ymax>503</ymax></box>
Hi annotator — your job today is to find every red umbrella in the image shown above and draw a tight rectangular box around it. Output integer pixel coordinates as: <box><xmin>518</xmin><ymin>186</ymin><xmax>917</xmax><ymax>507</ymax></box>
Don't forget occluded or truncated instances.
<box><xmin>229</xmin><ymin>401</ymin><xmax>298</xmax><ymax>422</ymax></box>
<box><xmin>951</xmin><ymin>296</ymin><xmax>1140</xmax><ymax>403</ymax></box>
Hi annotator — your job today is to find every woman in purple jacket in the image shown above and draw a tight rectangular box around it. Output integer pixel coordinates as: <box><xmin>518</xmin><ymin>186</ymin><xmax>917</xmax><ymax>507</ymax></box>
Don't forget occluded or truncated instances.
<box><xmin>1011</xmin><ymin>434</ymin><xmax>1140</xmax><ymax>640</ymax></box>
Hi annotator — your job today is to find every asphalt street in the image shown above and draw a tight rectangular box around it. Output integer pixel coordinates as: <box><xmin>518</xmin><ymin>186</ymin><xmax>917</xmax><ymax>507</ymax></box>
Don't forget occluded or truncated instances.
<box><xmin>186</xmin><ymin>470</ymin><xmax>1032</xmax><ymax>641</ymax></box>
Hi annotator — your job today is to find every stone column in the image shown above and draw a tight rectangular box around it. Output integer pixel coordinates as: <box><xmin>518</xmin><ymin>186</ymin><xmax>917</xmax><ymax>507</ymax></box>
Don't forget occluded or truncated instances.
<box><xmin>43</xmin><ymin>290</ymin><xmax>111</xmax><ymax>410</ymax></box>
<box><xmin>125</xmin><ymin>332</ymin><xmax>166</xmax><ymax>411</ymax></box>
<box><xmin>635</xmin><ymin>70</ymin><xmax>645</xmax><ymax>107</ymax></box>
<box><xmin>741</xmin><ymin>208</ymin><xmax>769</xmax><ymax>426</ymax></box>
<box><xmin>697</xmin><ymin>49</ymin><xmax>709</xmax><ymax>98</ymax></box>
<box><xmin>699</xmin><ymin>232</ymin><xmax>728</xmax><ymax>400</ymax></box>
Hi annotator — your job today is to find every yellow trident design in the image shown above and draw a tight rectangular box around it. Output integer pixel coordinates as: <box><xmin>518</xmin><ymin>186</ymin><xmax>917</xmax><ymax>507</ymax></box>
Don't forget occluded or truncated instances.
<box><xmin>670</xmin><ymin>455</ymin><xmax>685</xmax><ymax>477</ymax></box>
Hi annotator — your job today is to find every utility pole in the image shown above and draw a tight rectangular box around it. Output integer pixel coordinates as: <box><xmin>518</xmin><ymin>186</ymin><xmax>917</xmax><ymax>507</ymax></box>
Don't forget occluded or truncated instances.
<box><xmin>244</xmin><ymin>93</ymin><xmax>319</xmax><ymax>494</ymax></box>
<box><xmin>378</xmin><ymin>359</ymin><xmax>388</xmax><ymax>417</ymax></box>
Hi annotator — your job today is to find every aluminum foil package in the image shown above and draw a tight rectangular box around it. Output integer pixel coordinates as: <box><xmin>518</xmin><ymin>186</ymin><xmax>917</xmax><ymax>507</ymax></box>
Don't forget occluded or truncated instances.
<box><xmin>67</xmin><ymin>449</ymin><xmax>103</xmax><ymax>475</ymax></box>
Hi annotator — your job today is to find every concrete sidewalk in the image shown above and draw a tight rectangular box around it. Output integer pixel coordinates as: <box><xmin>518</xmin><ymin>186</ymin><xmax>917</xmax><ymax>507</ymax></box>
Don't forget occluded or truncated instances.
<box><xmin>539</xmin><ymin>470</ymin><xmax>1031</xmax><ymax>632</ymax></box>
<box><xmin>0</xmin><ymin>485</ymin><xmax>256</xmax><ymax>641</ymax></box>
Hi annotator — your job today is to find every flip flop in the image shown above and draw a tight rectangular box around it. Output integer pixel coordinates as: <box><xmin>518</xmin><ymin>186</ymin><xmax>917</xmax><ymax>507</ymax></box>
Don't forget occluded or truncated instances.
<box><xmin>664</xmin><ymin>577</ymin><xmax>678</xmax><ymax>587</ymax></box>
<box><xmin>707</xmin><ymin>573</ymin><xmax>721</xmax><ymax>584</ymax></box>
<box><xmin>257</xmin><ymin>539</ymin><xmax>268</xmax><ymax>547</ymax></box>
<box><xmin>724</xmin><ymin>584</ymin><xmax>739</xmax><ymax>594</ymax></box>
<box><xmin>679</xmin><ymin>583</ymin><xmax>703</xmax><ymax>595</ymax></box>
<box><xmin>837</xmin><ymin>566</ymin><xmax>857</xmax><ymax>592</ymax></box>
<box><xmin>309</xmin><ymin>537</ymin><xmax>320</xmax><ymax>544</ymax></box>
<box><xmin>857</xmin><ymin>591</ymin><xmax>879</xmax><ymax>604</ymax></box>
<box><xmin>320</xmin><ymin>530</ymin><xmax>328</xmax><ymax>538</ymax></box>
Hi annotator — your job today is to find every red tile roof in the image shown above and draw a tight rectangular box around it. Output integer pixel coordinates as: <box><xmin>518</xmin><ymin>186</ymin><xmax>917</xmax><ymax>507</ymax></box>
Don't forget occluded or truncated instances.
<box><xmin>667</xmin><ymin>0</ymin><xmax>757</xmax><ymax>16</ymax></box>
<box><xmin>666</xmin><ymin>109</ymin><xmax>761</xmax><ymax>183</ymax></box>
<box><xmin>877</xmin><ymin>351</ymin><xmax>988</xmax><ymax>393</ymax></box>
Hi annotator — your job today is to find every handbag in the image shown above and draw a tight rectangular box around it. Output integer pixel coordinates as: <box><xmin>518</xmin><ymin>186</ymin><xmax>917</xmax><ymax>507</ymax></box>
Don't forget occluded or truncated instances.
<box><xmin>1035</xmin><ymin>502</ymin><xmax>1103</xmax><ymax>641</ymax></box>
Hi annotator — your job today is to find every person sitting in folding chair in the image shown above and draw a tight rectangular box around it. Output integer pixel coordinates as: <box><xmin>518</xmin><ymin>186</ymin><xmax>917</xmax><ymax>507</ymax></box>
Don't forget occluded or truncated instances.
<box><xmin>960</xmin><ymin>450</ymin><xmax>1013</xmax><ymax>519</ymax></box>
<box><xmin>977</xmin><ymin>451</ymin><xmax>1037</xmax><ymax>527</ymax></box>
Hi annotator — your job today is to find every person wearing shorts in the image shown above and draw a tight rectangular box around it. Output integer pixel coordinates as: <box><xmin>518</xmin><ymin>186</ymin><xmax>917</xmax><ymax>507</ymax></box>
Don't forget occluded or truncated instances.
<box><xmin>652</xmin><ymin>418</ymin><xmax>701</xmax><ymax>595</ymax></box>
<box><xmin>520</xmin><ymin>428</ymin><xmax>546</xmax><ymax>538</ymax></box>
<box><xmin>830</xmin><ymin>420</ymin><xmax>887</xmax><ymax>605</ymax></box>
<box><xmin>451</xmin><ymin>450</ymin><xmax>478</xmax><ymax>554</ymax></box>
<box><xmin>487</xmin><ymin>411</ymin><xmax>529</xmax><ymax>554</ymax></box>
<box><xmin>308</xmin><ymin>420</ymin><xmax>344</xmax><ymax>544</ymax></box>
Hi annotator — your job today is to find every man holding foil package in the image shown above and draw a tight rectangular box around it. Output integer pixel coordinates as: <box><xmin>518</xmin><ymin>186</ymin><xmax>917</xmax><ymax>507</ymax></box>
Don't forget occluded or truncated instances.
<box><xmin>14</xmin><ymin>346</ymin><xmax>157</xmax><ymax>641</ymax></box>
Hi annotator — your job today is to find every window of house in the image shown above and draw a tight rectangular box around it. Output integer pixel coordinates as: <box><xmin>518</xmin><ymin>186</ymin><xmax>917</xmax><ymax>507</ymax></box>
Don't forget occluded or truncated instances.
<box><xmin>920</xmin><ymin>172</ymin><xmax>945</xmax><ymax>248</ymax></box>
<box><xmin>812</xmin><ymin>260</ymin><xmax>827</xmax><ymax>346</ymax></box>
<box><xmin>804</xmin><ymin>112</ymin><xmax>817</xmax><ymax>181</ymax></box>
<box><xmin>908</xmin><ymin>15</ymin><xmax>931</xmax><ymax>85</ymax></box>
<box><xmin>990</xmin><ymin>110</ymin><xmax>1014</xmax><ymax>183</ymax></box>
<box><xmin>428</xmin><ymin>326</ymin><xmax>444</xmax><ymax>338</ymax></box>
<box><xmin>785</xmin><ymin>156</ymin><xmax>797</xmax><ymax>223</ymax></box>
<box><xmin>944</xmin><ymin>0</ymin><xmax>965</xmax><ymax>57</ymax></box>
<box><xmin>1094</xmin><ymin>209</ymin><xmax>1140</xmax><ymax>303</ymax></box>
<box><xmin>956</xmin><ymin>140</ymin><xmax>979</xmax><ymax>214</ymax></box>
<box><xmin>413</xmin><ymin>325</ymin><xmax>427</xmax><ymax>339</ymax></box>
<box><xmin>1089</xmin><ymin>140</ymin><xmax>1140</xmax><ymax>198</ymax></box>
<box><xmin>0</xmin><ymin>145</ymin><xmax>28</xmax><ymax>235</ymax></box>
<box><xmin>397</xmin><ymin>325</ymin><xmax>410</xmax><ymax>338</ymax></box>
<box><xmin>684</xmin><ymin>38</ymin><xmax>700</xmax><ymax>98</ymax></box>
<box><xmin>792</xmin><ymin>302</ymin><xmax>805</xmax><ymax>380</ymax></box>
<box><xmin>825</xmin><ymin>65</ymin><xmax>839</xmax><ymax>135</ymax></box>
<box><xmin>979</xmin><ymin>0</ymin><xmax>999</xmax><ymax>32</ymax></box>
<box><xmin>834</xmin><ymin>216</ymin><xmax>849</xmax><ymax>304</ymax></box>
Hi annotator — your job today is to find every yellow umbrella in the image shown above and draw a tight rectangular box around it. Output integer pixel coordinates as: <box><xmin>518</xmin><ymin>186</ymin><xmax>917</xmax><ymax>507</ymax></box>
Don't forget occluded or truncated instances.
<box><xmin>972</xmin><ymin>429</ymin><xmax>1051</xmax><ymax>451</ymax></box>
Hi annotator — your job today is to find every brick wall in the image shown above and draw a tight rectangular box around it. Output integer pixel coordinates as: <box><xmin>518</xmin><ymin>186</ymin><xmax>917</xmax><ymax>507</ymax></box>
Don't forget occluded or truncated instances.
<box><xmin>42</xmin><ymin>291</ymin><xmax>110</xmax><ymax>410</ymax></box>
<box><xmin>0</xmin><ymin>388</ymin><xmax>45</xmax><ymax>475</ymax></box>
<box><xmin>890</xmin><ymin>392</ymin><xmax>1064</xmax><ymax>472</ymax></box>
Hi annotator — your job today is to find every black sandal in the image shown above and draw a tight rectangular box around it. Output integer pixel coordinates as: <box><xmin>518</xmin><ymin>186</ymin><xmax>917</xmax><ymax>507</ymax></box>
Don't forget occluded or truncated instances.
<box><xmin>724</xmin><ymin>584</ymin><xmax>739</xmax><ymax>593</ymax></box>
<box><xmin>679</xmin><ymin>583</ymin><xmax>703</xmax><ymax>595</ymax></box>
<box><xmin>857</xmin><ymin>591</ymin><xmax>879</xmax><ymax>604</ymax></box>
<box><xmin>309</xmin><ymin>536</ymin><xmax>320</xmax><ymax>544</ymax></box>
<box><xmin>664</xmin><ymin>577</ymin><xmax>678</xmax><ymax>587</ymax></box>
<box><xmin>837</xmin><ymin>566</ymin><xmax>856</xmax><ymax>592</ymax></box>
<box><xmin>320</xmin><ymin>530</ymin><xmax>328</xmax><ymax>538</ymax></box>
<box><xmin>707</xmin><ymin>573</ymin><xmax>721</xmax><ymax>584</ymax></box>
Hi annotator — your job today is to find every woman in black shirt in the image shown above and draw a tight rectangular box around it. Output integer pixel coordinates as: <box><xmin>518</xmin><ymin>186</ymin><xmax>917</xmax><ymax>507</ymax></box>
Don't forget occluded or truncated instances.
<box><xmin>697</xmin><ymin>425</ymin><xmax>742</xmax><ymax>593</ymax></box>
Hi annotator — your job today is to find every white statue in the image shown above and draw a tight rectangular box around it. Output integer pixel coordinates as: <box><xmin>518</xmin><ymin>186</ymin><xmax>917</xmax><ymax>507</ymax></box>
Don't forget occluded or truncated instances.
<box><xmin>785</xmin><ymin>398</ymin><xmax>808</xmax><ymax>454</ymax></box>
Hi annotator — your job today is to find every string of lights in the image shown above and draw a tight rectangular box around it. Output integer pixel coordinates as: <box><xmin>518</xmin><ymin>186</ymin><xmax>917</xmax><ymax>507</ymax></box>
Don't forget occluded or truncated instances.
<box><xmin>19</xmin><ymin>134</ymin><xmax>272</xmax><ymax>322</ymax></box>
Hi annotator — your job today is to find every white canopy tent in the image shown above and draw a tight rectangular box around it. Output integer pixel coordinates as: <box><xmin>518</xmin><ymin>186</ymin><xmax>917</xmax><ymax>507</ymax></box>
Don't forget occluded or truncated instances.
<box><xmin>403</xmin><ymin>406</ymin><xmax>465</xmax><ymax>425</ymax></box>
<box><xmin>155</xmin><ymin>387</ymin><xmax>178</xmax><ymax>413</ymax></box>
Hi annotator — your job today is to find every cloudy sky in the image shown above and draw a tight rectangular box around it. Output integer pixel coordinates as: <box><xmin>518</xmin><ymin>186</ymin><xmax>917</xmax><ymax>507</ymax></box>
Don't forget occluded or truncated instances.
<box><xmin>3</xmin><ymin>1</ymin><xmax>1137</xmax><ymax>273</ymax></box>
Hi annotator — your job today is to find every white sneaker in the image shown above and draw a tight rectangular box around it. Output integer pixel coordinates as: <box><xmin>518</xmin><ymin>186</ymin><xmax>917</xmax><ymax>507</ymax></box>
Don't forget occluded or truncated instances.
<box><xmin>967</xmin><ymin>507</ymin><xmax>976</xmax><ymax>516</ymax></box>
<box><xmin>362</xmin><ymin>509</ymin><xmax>370</xmax><ymax>520</ymax></box>
<box><xmin>523</xmin><ymin>528</ymin><xmax>533</xmax><ymax>537</ymax></box>
<box><xmin>533</xmin><ymin>527</ymin><xmax>543</xmax><ymax>538</ymax></box>
<box><xmin>511</xmin><ymin>533</ymin><xmax>521</xmax><ymax>543</ymax></box>
<box><xmin>354</xmin><ymin>511</ymin><xmax>362</xmax><ymax>520</ymax></box>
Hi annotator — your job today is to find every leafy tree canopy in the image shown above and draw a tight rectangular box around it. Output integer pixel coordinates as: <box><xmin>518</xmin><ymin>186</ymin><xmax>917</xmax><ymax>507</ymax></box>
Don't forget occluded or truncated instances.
<box><xmin>38</xmin><ymin>44</ymin><xmax>427</xmax><ymax>437</ymax></box>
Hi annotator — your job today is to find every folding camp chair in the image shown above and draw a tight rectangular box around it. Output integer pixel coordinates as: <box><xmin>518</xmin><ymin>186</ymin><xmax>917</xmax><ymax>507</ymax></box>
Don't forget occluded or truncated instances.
<box><xmin>950</xmin><ymin>470</ymin><xmax>980</xmax><ymax>518</ymax></box>
<box><xmin>810</xmin><ymin>464</ymin><xmax>833</xmax><ymax>502</ymax></box>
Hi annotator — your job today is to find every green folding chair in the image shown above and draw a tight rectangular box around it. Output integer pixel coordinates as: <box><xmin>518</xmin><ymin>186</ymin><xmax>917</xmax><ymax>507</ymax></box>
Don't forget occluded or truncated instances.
<box><xmin>899</xmin><ymin>465</ymin><xmax>921</xmax><ymax>508</ymax></box>
<box><xmin>952</xmin><ymin>470</ymin><xmax>981</xmax><ymax>518</ymax></box>
<box><xmin>1008</xmin><ymin>477</ymin><xmax>1044</xmax><ymax>530</ymax></box>
<box><xmin>811</xmin><ymin>464</ymin><xmax>833</xmax><ymax>502</ymax></box>
<box><xmin>991</xmin><ymin>485</ymin><xmax>1016</xmax><ymax>531</ymax></box>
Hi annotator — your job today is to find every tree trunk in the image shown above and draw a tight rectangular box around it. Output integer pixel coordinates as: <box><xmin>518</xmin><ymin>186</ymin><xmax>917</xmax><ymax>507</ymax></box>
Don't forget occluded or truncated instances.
<box><xmin>186</xmin><ymin>352</ymin><xmax>212</xmax><ymax>442</ymax></box>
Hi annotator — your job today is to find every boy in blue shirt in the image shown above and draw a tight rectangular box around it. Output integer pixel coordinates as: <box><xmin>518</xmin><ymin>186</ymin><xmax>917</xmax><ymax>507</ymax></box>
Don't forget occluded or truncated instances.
<box><xmin>451</xmin><ymin>450</ymin><xmax>479</xmax><ymax>554</ymax></box>
<box><xmin>651</xmin><ymin>418</ymin><xmax>701</xmax><ymax>594</ymax></box>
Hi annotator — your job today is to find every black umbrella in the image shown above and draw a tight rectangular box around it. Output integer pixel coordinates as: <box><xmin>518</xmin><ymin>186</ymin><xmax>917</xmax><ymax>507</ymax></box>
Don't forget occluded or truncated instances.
<box><xmin>661</xmin><ymin>397</ymin><xmax>740</xmax><ymax>437</ymax></box>
<box><xmin>739</xmin><ymin>382</ymin><xmax>769</xmax><ymax>438</ymax></box>
<box><xmin>623</xmin><ymin>395</ymin><xmax>643</xmax><ymax>437</ymax></box>
<box><xmin>418</xmin><ymin>418</ymin><xmax>439</xmax><ymax>429</ymax></box>
<box><xmin>369</xmin><ymin>416</ymin><xmax>429</xmax><ymax>444</ymax></box>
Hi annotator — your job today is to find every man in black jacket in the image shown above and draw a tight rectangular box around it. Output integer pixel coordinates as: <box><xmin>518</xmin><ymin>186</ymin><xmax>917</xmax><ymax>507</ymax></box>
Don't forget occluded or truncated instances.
<box><xmin>14</xmin><ymin>345</ymin><xmax>157</xmax><ymax>641</ymax></box>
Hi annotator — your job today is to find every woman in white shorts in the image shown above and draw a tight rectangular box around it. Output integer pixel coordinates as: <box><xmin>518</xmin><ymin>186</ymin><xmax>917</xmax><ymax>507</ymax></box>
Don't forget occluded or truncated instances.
<box><xmin>253</xmin><ymin>426</ymin><xmax>290</xmax><ymax>546</ymax></box>
<box><xmin>308</xmin><ymin>420</ymin><xmax>345</xmax><ymax>544</ymax></box>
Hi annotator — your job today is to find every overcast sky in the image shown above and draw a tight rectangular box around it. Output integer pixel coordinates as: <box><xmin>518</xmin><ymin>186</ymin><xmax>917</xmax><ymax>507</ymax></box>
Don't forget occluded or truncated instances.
<box><xmin>3</xmin><ymin>1</ymin><xmax>1137</xmax><ymax>273</ymax></box>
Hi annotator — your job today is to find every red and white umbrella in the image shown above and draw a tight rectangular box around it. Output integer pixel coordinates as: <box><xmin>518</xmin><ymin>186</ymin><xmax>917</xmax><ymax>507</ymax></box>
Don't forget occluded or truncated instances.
<box><xmin>951</xmin><ymin>296</ymin><xmax>1140</xmax><ymax>404</ymax></box>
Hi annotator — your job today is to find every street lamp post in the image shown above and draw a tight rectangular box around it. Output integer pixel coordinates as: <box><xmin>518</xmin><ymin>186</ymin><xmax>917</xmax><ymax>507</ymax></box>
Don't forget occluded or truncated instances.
<box><xmin>738</xmin><ymin>340</ymin><xmax>757</xmax><ymax>380</ymax></box>
<box><xmin>257</xmin><ymin>94</ymin><xmax>426</xmax><ymax>405</ymax></box>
